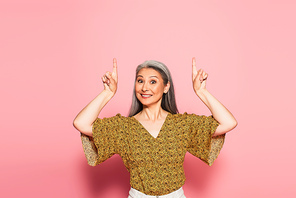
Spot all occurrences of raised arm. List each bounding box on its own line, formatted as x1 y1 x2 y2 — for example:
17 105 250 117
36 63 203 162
73 58 118 136
192 57 237 136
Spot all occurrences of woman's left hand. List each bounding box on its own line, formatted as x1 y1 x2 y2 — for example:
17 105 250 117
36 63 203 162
191 57 237 136
192 57 208 93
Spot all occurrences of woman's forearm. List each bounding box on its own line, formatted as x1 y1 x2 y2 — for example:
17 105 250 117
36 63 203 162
74 59 118 136
73 90 114 136
195 89 237 136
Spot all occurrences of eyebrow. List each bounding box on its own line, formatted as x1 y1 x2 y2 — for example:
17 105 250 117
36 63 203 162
136 75 159 79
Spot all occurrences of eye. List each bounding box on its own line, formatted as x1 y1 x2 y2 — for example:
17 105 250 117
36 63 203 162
150 80 157 84
137 79 143 83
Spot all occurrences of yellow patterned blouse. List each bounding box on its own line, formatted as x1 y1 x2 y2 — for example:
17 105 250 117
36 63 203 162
80 113 225 196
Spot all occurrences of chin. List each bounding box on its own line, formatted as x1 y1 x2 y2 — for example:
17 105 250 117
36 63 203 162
139 99 163 108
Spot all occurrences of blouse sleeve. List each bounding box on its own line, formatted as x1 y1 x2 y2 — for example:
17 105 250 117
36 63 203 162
80 114 120 166
186 113 226 166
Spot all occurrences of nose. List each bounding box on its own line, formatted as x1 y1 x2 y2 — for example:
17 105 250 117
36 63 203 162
142 82 149 92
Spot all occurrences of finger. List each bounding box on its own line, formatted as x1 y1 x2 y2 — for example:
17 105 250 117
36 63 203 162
102 76 108 88
112 58 118 80
106 72 113 82
201 70 206 80
192 57 196 67
102 75 107 83
192 57 197 79
113 58 117 68
203 73 208 81
200 73 208 84
106 71 111 77
107 72 116 85
201 71 208 80
103 74 111 85
198 69 204 82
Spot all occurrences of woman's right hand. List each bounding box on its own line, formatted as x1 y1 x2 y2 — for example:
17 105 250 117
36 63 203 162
101 58 118 95
73 58 118 136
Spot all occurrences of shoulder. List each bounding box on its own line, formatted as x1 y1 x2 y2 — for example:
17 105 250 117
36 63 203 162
169 112 212 125
170 112 200 120
167 112 193 126
115 113 135 122
99 113 128 120
94 113 134 126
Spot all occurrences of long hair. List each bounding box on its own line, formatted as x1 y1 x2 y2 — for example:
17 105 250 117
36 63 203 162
128 60 179 117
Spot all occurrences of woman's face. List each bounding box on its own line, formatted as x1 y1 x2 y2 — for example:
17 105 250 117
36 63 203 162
135 68 170 107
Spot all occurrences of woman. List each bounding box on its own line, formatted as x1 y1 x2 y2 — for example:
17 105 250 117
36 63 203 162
73 58 237 198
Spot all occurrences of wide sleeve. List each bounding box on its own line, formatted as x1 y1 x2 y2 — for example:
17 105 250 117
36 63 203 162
80 114 120 166
186 114 226 166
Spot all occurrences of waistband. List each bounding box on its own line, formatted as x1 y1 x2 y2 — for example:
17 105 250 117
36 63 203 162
128 187 185 198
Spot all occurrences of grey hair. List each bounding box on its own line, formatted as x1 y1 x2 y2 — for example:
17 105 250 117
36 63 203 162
128 60 179 117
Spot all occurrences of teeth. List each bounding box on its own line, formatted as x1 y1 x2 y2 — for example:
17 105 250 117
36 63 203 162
141 94 151 97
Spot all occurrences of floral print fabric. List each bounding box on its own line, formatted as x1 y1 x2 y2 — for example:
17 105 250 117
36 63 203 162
80 113 225 196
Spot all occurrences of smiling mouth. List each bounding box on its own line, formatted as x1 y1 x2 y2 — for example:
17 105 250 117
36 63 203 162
141 94 152 98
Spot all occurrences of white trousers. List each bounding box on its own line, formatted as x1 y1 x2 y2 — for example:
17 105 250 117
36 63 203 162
128 187 186 198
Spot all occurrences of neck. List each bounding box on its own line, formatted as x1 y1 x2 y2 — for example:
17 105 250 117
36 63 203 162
141 104 167 121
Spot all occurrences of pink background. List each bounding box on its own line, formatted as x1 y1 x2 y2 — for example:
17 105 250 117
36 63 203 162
1 0 295 197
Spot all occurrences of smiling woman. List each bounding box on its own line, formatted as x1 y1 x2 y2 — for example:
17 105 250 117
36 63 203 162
73 58 237 197
129 60 178 117
135 68 168 106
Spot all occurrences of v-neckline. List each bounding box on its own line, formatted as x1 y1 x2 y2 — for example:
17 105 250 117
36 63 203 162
132 113 170 139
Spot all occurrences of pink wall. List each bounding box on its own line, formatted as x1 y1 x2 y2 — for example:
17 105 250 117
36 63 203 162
1 0 295 197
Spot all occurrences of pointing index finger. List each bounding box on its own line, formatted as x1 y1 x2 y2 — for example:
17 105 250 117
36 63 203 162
192 57 197 78
192 57 196 67
112 58 118 74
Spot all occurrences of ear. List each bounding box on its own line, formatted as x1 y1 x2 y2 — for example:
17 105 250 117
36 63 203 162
164 81 171 94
